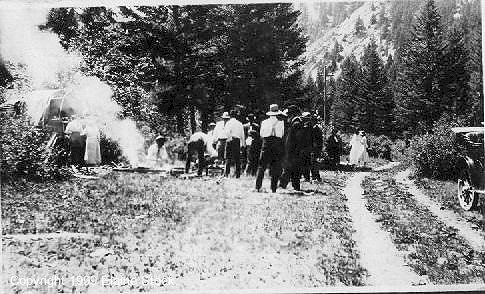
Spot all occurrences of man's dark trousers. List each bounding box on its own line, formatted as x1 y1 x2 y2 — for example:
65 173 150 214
225 138 241 178
217 139 226 161
255 136 284 192
185 139 205 176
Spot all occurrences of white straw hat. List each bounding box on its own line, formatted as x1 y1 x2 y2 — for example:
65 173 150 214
266 104 281 116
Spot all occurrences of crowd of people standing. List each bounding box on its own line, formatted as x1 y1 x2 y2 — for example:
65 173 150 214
183 103 370 193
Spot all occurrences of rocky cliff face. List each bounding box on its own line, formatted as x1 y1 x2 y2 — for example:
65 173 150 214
299 1 394 81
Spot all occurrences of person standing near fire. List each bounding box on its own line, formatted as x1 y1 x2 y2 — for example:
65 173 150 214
64 114 86 169
185 131 218 176
147 135 169 168
81 118 101 165
224 110 245 178
255 104 285 193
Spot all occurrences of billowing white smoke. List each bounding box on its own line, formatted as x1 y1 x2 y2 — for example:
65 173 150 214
0 7 145 165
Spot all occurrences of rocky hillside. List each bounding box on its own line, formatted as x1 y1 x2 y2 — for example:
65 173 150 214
299 0 475 81
300 1 394 81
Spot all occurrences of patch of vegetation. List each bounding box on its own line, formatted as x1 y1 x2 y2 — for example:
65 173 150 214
2 173 227 293
362 172 485 284
0 114 71 182
1 173 200 235
407 115 469 180
314 172 368 286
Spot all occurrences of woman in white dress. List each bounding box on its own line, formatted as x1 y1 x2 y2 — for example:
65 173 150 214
349 130 362 166
358 130 369 167
82 120 101 165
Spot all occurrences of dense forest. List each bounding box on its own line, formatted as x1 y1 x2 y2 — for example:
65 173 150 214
302 0 483 136
44 4 307 134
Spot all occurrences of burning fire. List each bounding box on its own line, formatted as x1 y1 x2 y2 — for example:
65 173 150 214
0 6 145 165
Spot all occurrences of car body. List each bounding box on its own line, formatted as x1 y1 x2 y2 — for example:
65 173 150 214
452 126 484 210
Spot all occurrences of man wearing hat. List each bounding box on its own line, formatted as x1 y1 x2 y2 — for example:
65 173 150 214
245 127 262 176
308 113 323 181
279 110 313 191
279 105 301 187
147 135 169 168
255 104 285 193
224 110 245 178
213 112 230 162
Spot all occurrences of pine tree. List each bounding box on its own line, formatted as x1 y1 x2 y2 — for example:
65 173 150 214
463 0 483 125
441 22 470 117
354 16 365 36
394 0 446 133
331 54 361 132
370 14 377 25
44 8 79 49
359 40 392 135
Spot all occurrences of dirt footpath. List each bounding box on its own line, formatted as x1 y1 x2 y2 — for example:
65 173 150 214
344 172 420 286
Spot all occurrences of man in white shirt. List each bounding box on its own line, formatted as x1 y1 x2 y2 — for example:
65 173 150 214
224 110 246 178
207 122 216 148
185 131 218 176
212 112 230 162
255 104 285 193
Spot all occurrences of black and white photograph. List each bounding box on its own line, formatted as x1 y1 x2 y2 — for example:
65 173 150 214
0 0 484 293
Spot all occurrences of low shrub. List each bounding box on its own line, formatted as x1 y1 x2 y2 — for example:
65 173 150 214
0 113 70 182
407 115 468 180
367 134 393 160
100 133 125 165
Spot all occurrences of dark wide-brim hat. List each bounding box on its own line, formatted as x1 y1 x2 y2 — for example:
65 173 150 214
155 135 166 142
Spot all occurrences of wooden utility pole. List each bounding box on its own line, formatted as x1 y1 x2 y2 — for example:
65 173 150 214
323 66 327 125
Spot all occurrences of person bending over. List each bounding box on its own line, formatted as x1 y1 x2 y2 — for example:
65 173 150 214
185 131 218 176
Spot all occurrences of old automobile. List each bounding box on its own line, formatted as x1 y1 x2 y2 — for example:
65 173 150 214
452 126 484 211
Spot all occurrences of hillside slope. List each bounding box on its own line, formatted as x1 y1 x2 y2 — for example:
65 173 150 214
302 1 394 81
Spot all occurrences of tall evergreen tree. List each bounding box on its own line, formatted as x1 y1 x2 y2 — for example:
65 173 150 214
394 0 446 133
441 22 470 116
331 54 361 132
359 40 392 135
354 16 365 36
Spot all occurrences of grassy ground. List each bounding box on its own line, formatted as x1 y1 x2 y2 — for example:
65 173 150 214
362 171 485 284
2 169 367 292
312 171 368 286
413 176 484 231
1 173 225 293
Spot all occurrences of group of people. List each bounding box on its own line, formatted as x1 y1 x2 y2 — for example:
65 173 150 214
64 115 102 169
182 103 368 193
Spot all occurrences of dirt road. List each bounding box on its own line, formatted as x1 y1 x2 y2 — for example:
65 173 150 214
3 164 485 293
344 172 420 286
395 169 485 251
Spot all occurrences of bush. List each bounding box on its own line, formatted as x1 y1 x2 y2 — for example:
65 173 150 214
0 114 71 182
407 115 468 180
367 134 393 160
100 133 125 165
